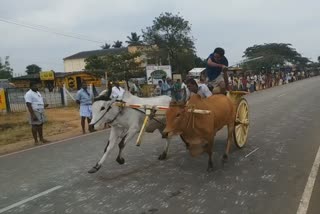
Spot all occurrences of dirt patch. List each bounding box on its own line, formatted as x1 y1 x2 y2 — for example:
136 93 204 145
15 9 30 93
0 107 102 155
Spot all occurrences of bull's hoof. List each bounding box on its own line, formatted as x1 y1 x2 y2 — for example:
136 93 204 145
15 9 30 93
207 161 214 172
116 157 125 165
88 164 101 174
158 152 167 160
185 143 190 150
222 154 229 163
207 167 214 172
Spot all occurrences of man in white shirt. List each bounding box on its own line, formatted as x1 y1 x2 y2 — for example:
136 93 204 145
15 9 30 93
254 74 258 91
181 79 190 101
186 78 212 99
110 81 125 100
24 81 49 145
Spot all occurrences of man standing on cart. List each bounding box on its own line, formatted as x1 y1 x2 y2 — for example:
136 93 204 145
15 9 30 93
206 47 229 94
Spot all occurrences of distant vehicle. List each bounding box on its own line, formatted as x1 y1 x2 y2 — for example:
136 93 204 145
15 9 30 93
187 68 206 80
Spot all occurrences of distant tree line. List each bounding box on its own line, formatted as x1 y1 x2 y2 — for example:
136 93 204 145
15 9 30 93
0 56 13 79
86 12 319 80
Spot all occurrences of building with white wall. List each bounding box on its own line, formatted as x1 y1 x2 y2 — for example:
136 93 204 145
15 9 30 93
63 48 128 73
63 45 153 73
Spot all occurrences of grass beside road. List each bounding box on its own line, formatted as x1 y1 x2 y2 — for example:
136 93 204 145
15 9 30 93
0 107 81 146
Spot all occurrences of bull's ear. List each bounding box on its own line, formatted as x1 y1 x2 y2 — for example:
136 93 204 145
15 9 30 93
94 95 110 102
194 94 201 99
170 95 176 103
169 101 178 106
93 96 100 101
177 100 186 106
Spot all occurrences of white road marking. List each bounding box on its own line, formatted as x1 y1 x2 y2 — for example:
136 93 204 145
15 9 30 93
296 145 320 214
0 186 62 213
277 93 286 97
245 148 259 158
0 129 109 158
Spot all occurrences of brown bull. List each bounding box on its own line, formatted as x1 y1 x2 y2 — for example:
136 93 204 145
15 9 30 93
163 94 236 171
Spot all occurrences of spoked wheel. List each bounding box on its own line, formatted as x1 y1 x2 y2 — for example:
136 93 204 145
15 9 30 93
234 98 249 148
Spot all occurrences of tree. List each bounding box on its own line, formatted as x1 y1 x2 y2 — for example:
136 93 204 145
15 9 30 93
318 56 320 63
85 52 143 81
84 56 107 77
175 52 199 75
0 56 13 79
142 12 195 75
101 43 111 49
144 46 197 75
126 32 143 46
242 43 311 72
26 64 41 75
194 56 207 67
144 46 170 65
112 40 123 48
104 52 143 81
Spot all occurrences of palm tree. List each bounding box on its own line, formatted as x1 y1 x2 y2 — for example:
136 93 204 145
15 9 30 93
126 32 143 46
112 40 123 48
101 43 111 49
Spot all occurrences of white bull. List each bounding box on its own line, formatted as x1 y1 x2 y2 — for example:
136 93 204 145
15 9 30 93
88 91 172 173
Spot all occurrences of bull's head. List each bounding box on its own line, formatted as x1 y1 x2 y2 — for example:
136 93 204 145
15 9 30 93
163 101 188 137
90 91 118 127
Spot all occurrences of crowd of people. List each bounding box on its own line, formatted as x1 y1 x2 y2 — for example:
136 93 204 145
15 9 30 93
149 69 314 100
228 70 313 92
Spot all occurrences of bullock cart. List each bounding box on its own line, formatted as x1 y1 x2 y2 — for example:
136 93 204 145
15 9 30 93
112 90 249 149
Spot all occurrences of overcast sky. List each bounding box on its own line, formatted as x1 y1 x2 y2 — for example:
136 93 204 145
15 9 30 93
0 0 319 75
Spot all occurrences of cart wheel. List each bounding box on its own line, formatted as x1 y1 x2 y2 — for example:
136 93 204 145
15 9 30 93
234 98 249 148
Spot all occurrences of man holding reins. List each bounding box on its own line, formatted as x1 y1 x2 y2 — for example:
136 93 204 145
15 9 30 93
206 47 229 94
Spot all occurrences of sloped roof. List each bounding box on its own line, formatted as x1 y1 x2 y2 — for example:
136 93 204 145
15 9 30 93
11 71 98 81
63 48 128 60
54 71 98 78
11 73 40 80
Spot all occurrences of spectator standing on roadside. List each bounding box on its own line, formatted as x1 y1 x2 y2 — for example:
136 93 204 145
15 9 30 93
24 81 49 145
76 81 95 134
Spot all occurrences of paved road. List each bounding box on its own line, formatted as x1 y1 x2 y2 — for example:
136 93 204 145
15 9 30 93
1 77 320 214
